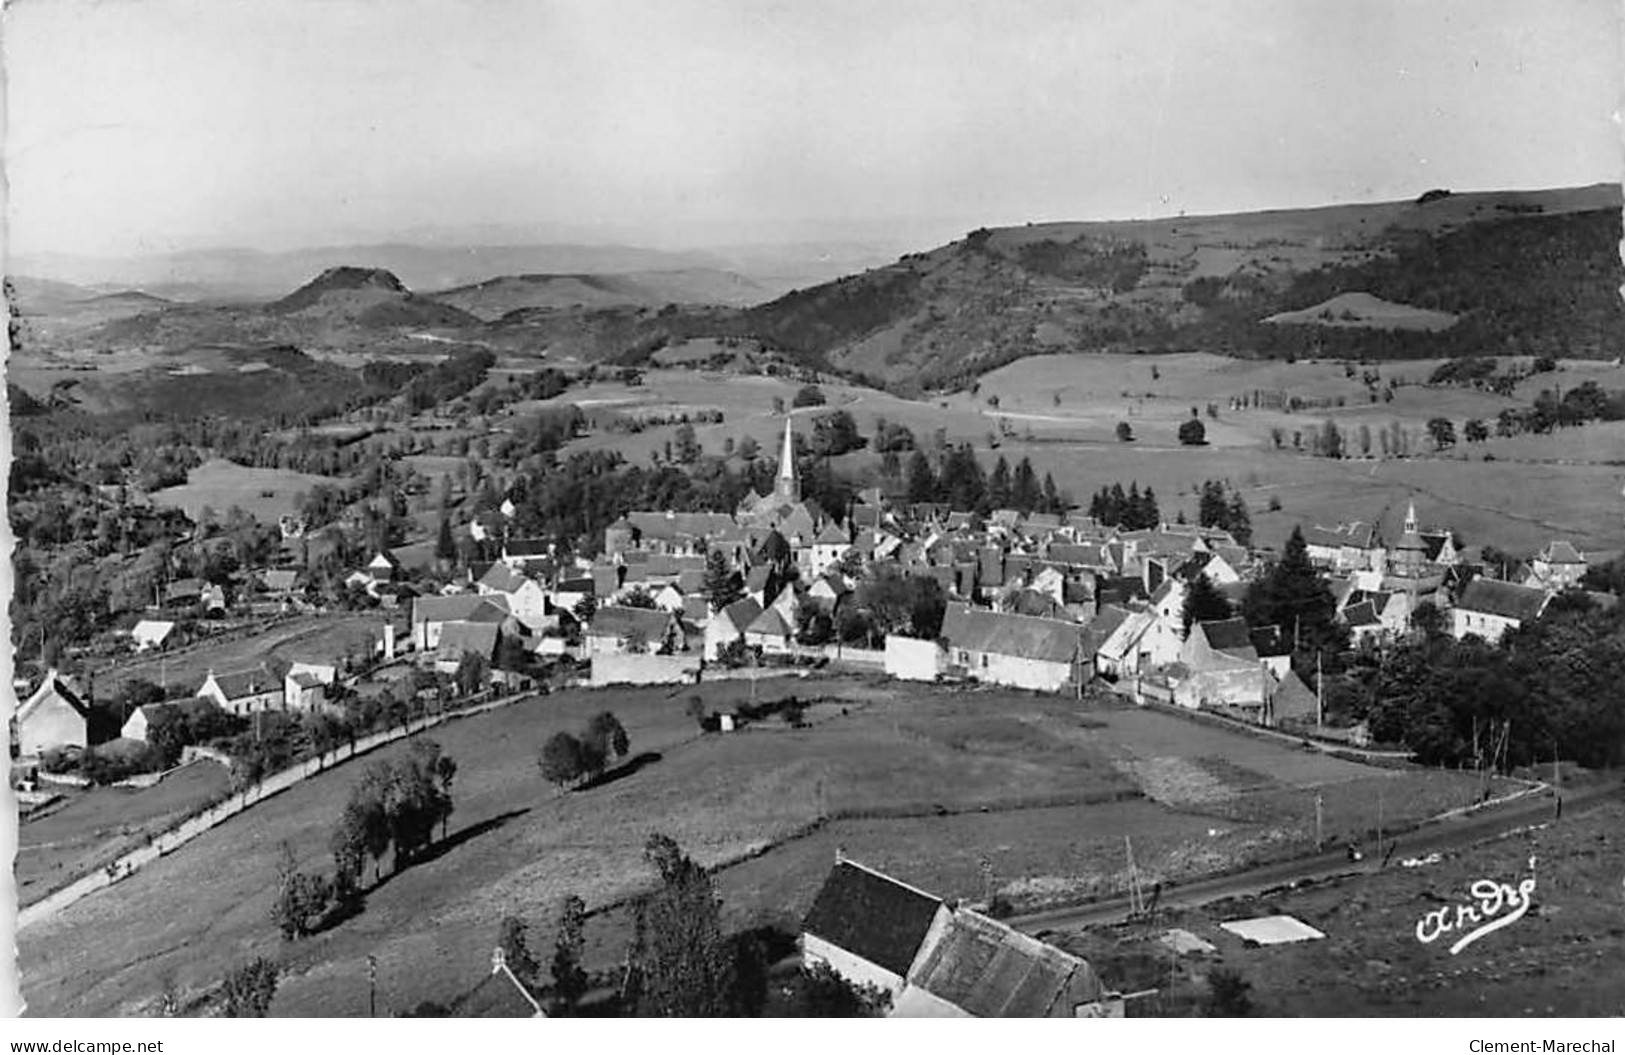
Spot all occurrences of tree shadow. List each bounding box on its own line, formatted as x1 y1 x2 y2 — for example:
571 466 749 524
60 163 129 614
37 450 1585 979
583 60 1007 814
576 752 663 792
412 807 532 868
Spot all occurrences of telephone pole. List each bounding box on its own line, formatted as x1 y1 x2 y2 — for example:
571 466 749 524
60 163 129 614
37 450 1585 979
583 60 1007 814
1315 792 1324 852
366 955 377 1018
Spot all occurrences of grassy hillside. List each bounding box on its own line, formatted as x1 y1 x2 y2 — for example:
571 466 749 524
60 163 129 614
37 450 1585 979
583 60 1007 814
674 184 1623 391
429 269 769 319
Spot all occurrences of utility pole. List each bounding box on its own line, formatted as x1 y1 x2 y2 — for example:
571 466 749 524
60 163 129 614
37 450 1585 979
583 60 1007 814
1315 651 1324 729
366 954 377 1018
1315 792 1324 853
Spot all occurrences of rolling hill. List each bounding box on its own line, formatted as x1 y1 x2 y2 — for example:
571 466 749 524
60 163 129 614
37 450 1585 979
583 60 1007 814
428 268 769 319
681 183 1624 391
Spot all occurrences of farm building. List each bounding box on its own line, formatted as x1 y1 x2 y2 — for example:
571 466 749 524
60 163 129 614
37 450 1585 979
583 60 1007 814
743 605 795 654
14 670 94 757
128 619 176 652
121 702 179 743
1451 579 1552 644
584 606 685 655
475 562 549 630
411 593 511 651
435 622 502 674
939 603 1088 693
283 671 328 710
884 636 948 681
704 597 762 660
801 858 1107 1017
198 669 285 715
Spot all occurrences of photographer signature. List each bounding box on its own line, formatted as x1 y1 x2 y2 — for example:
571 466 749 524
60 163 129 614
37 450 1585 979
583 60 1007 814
1414 857 1538 956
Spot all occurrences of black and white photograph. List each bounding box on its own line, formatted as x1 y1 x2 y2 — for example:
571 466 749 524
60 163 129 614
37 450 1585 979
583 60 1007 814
4 0 1624 1031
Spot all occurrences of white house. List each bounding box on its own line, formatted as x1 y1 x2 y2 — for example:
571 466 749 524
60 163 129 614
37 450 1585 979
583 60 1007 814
940 603 1086 693
704 597 762 660
806 521 853 578
1451 579 1551 645
129 619 176 652
198 669 284 716
1527 540 1588 590
121 702 177 743
284 671 328 711
884 636 947 681
14 671 92 757
475 562 550 631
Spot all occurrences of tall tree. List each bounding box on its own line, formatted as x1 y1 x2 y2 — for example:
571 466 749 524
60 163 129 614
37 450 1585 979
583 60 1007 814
904 450 938 504
627 834 738 1017
550 895 589 1015
1181 572 1234 638
988 456 1012 510
1241 526 1345 674
703 550 743 612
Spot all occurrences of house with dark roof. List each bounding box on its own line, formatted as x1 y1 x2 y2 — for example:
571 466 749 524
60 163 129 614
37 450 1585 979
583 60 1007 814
802 859 949 995
411 594 511 650
14 671 95 756
1527 540 1588 590
704 596 762 660
802 858 1107 1017
1452 579 1552 644
198 668 285 716
744 604 795 654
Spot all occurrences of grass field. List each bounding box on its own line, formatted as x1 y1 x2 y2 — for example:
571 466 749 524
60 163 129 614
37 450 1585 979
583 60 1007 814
528 355 1622 555
150 459 349 522
18 677 1496 1017
17 763 234 908
1056 800 1625 1016
86 614 387 702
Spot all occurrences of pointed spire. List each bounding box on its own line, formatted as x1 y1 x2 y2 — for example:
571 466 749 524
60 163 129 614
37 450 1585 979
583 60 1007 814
775 416 800 501
1403 499 1418 535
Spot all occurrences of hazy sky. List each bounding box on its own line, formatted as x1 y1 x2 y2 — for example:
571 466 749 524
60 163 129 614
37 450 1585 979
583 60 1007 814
4 0 1621 257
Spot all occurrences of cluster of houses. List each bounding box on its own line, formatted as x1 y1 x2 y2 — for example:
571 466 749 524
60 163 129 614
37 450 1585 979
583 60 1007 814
374 420 1603 731
20 418 1604 765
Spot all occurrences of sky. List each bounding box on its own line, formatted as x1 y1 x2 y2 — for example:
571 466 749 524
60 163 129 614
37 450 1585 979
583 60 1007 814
3 0 1621 258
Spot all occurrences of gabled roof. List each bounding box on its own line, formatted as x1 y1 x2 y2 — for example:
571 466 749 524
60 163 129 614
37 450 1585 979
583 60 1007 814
1456 579 1551 622
814 521 850 546
18 671 91 726
1197 617 1255 654
588 605 677 641
503 538 551 557
478 562 530 593
1343 600 1381 628
941 603 1083 664
437 621 501 660
744 565 773 592
905 906 1101 1017
746 605 792 638
1537 540 1586 565
719 596 763 632
802 861 943 977
413 593 511 624
210 668 279 701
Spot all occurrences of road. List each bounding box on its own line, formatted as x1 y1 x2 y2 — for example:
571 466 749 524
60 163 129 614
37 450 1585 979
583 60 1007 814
1011 777 1624 935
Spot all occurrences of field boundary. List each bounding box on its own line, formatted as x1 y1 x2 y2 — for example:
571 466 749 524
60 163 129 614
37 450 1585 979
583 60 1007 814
16 687 535 931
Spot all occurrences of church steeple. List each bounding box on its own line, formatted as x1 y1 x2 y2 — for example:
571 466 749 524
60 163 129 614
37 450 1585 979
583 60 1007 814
1403 500 1418 536
775 416 800 501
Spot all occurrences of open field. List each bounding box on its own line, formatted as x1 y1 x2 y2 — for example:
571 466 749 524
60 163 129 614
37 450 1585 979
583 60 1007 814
150 459 349 522
85 614 387 702
17 762 234 909
1054 799 1625 1016
526 354 1624 554
19 677 1496 1017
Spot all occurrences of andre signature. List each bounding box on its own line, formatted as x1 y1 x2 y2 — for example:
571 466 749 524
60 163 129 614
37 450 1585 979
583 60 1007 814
1414 858 1537 956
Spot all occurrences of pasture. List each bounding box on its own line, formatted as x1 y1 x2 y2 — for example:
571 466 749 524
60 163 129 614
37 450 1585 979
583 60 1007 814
18 677 1494 1017
85 614 386 702
525 354 1625 554
150 459 349 523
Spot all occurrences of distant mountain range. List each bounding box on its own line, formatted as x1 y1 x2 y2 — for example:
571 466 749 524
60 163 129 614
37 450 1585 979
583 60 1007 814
11 183 1623 402
6 238 896 304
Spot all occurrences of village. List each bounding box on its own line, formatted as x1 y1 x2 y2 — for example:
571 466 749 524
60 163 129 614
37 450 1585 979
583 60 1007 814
13 408 1620 1018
